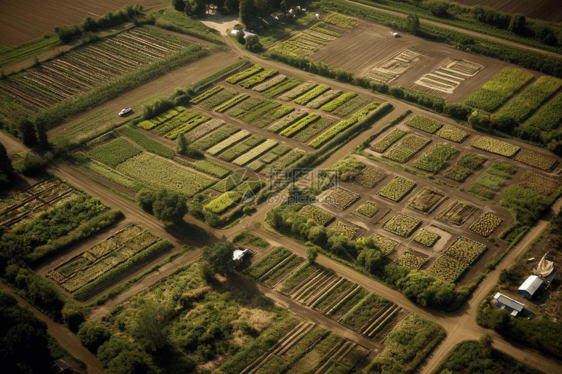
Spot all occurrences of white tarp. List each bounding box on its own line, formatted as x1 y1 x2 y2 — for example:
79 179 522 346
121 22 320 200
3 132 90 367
230 30 256 39
533 252 554 277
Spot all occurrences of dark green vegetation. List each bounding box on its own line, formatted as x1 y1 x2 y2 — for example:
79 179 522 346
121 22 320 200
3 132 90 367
0 290 80 372
266 204 481 311
434 339 543 374
364 314 445 374
233 230 270 248
477 210 562 360
137 189 188 225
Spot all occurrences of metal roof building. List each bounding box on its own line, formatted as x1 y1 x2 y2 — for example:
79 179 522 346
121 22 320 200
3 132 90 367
518 275 544 299
494 292 525 316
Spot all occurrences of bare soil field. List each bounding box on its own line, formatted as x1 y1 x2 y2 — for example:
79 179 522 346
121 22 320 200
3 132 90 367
449 0 562 23
309 18 530 102
0 0 162 46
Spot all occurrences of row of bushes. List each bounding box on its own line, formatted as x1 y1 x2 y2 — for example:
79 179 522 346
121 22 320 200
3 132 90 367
55 5 145 42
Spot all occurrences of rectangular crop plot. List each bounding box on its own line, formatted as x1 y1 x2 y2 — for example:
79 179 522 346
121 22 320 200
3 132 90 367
406 115 443 134
356 202 379 217
371 129 406 153
444 165 472 182
470 212 502 236
435 124 469 143
408 187 447 214
329 222 357 240
116 153 216 197
384 134 430 163
413 144 459 173
261 255 305 288
458 153 486 170
425 255 468 283
518 171 560 196
383 214 421 238
470 136 520 158
444 236 487 265
325 187 360 210
88 138 142 167
369 233 399 255
378 176 416 202
463 67 534 112
326 287 369 320
204 192 241 214
299 205 335 226
437 200 477 225
413 229 440 247
514 149 558 171
396 253 427 270
313 279 356 313
244 247 292 280
341 293 390 331
355 166 387 188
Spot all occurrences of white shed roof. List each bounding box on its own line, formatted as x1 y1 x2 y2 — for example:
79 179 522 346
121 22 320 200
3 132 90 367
494 292 524 312
519 275 543 295
233 249 249 261
230 30 256 39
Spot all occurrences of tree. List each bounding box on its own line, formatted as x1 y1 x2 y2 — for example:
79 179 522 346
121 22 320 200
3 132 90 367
18 119 37 147
35 120 49 150
152 189 188 224
78 321 112 353
132 302 172 354
306 247 318 264
245 35 263 52
239 0 257 27
200 263 216 283
357 247 383 273
405 14 420 35
80 17 98 32
172 0 185 12
479 333 493 352
509 14 526 34
62 302 86 332
176 132 188 155
0 141 15 179
489 309 512 331
136 189 154 211
236 30 246 45
426 1 449 17
202 241 235 276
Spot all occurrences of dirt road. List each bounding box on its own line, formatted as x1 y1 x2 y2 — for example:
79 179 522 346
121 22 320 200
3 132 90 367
0 131 29 157
344 0 562 59
0 282 105 374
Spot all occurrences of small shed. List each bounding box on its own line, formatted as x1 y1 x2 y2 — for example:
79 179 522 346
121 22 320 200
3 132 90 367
230 30 256 39
494 292 525 316
393 33 400 38
233 249 250 267
518 275 544 299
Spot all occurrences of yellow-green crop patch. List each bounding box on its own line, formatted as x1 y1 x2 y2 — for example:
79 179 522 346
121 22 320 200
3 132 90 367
413 229 440 247
369 233 398 255
396 253 427 270
470 136 520 158
425 255 467 283
356 202 379 217
384 213 421 237
444 236 487 265
116 153 216 197
378 176 416 202
299 205 335 226
205 192 242 214
469 212 502 236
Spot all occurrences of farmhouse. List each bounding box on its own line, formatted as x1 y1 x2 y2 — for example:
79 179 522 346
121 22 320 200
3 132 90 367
518 275 544 300
494 292 525 316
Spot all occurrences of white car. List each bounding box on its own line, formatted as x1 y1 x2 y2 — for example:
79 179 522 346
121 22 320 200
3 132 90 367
119 107 132 116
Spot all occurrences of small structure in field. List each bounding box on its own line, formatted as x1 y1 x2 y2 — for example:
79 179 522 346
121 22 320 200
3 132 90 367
393 33 400 38
233 248 250 267
518 275 544 300
494 292 525 316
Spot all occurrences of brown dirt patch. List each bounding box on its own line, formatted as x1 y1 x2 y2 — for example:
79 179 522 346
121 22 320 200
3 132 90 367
449 0 562 23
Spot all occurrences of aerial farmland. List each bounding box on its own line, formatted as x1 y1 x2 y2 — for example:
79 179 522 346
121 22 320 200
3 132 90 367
1 1 562 374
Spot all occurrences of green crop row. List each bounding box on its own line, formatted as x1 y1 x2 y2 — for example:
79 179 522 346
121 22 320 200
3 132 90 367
175 159 231 179
239 68 278 88
226 64 263 84
294 84 331 105
321 92 358 112
73 153 144 192
267 110 308 133
219 134 264 162
239 101 281 124
214 94 250 113
413 144 460 173
137 106 184 130
280 114 320 137
233 139 278 166
191 85 223 104
371 129 406 153
119 127 175 159
88 138 142 168
154 110 201 135
261 78 305 99
463 67 534 112
165 115 210 140
199 88 238 110
497 76 562 123
207 130 251 155
523 93 562 131
205 192 241 214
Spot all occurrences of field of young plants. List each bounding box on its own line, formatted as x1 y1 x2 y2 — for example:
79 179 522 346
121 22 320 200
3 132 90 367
0 28 192 113
299 205 335 226
378 176 416 202
47 225 171 299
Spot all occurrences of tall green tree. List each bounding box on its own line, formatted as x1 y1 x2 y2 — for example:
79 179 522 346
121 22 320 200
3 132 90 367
172 0 185 12
202 241 235 276
35 120 49 150
239 0 257 26
406 14 420 35
0 141 15 179
153 189 188 224
176 132 188 155
78 321 112 353
18 119 37 147
509 14 526 34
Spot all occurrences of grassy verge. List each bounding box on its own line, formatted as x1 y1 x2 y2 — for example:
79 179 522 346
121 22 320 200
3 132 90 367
0 34 61 68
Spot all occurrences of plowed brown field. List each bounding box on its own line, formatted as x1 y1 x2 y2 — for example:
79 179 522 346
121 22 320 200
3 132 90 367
449 0 562 23
0 0 162 46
